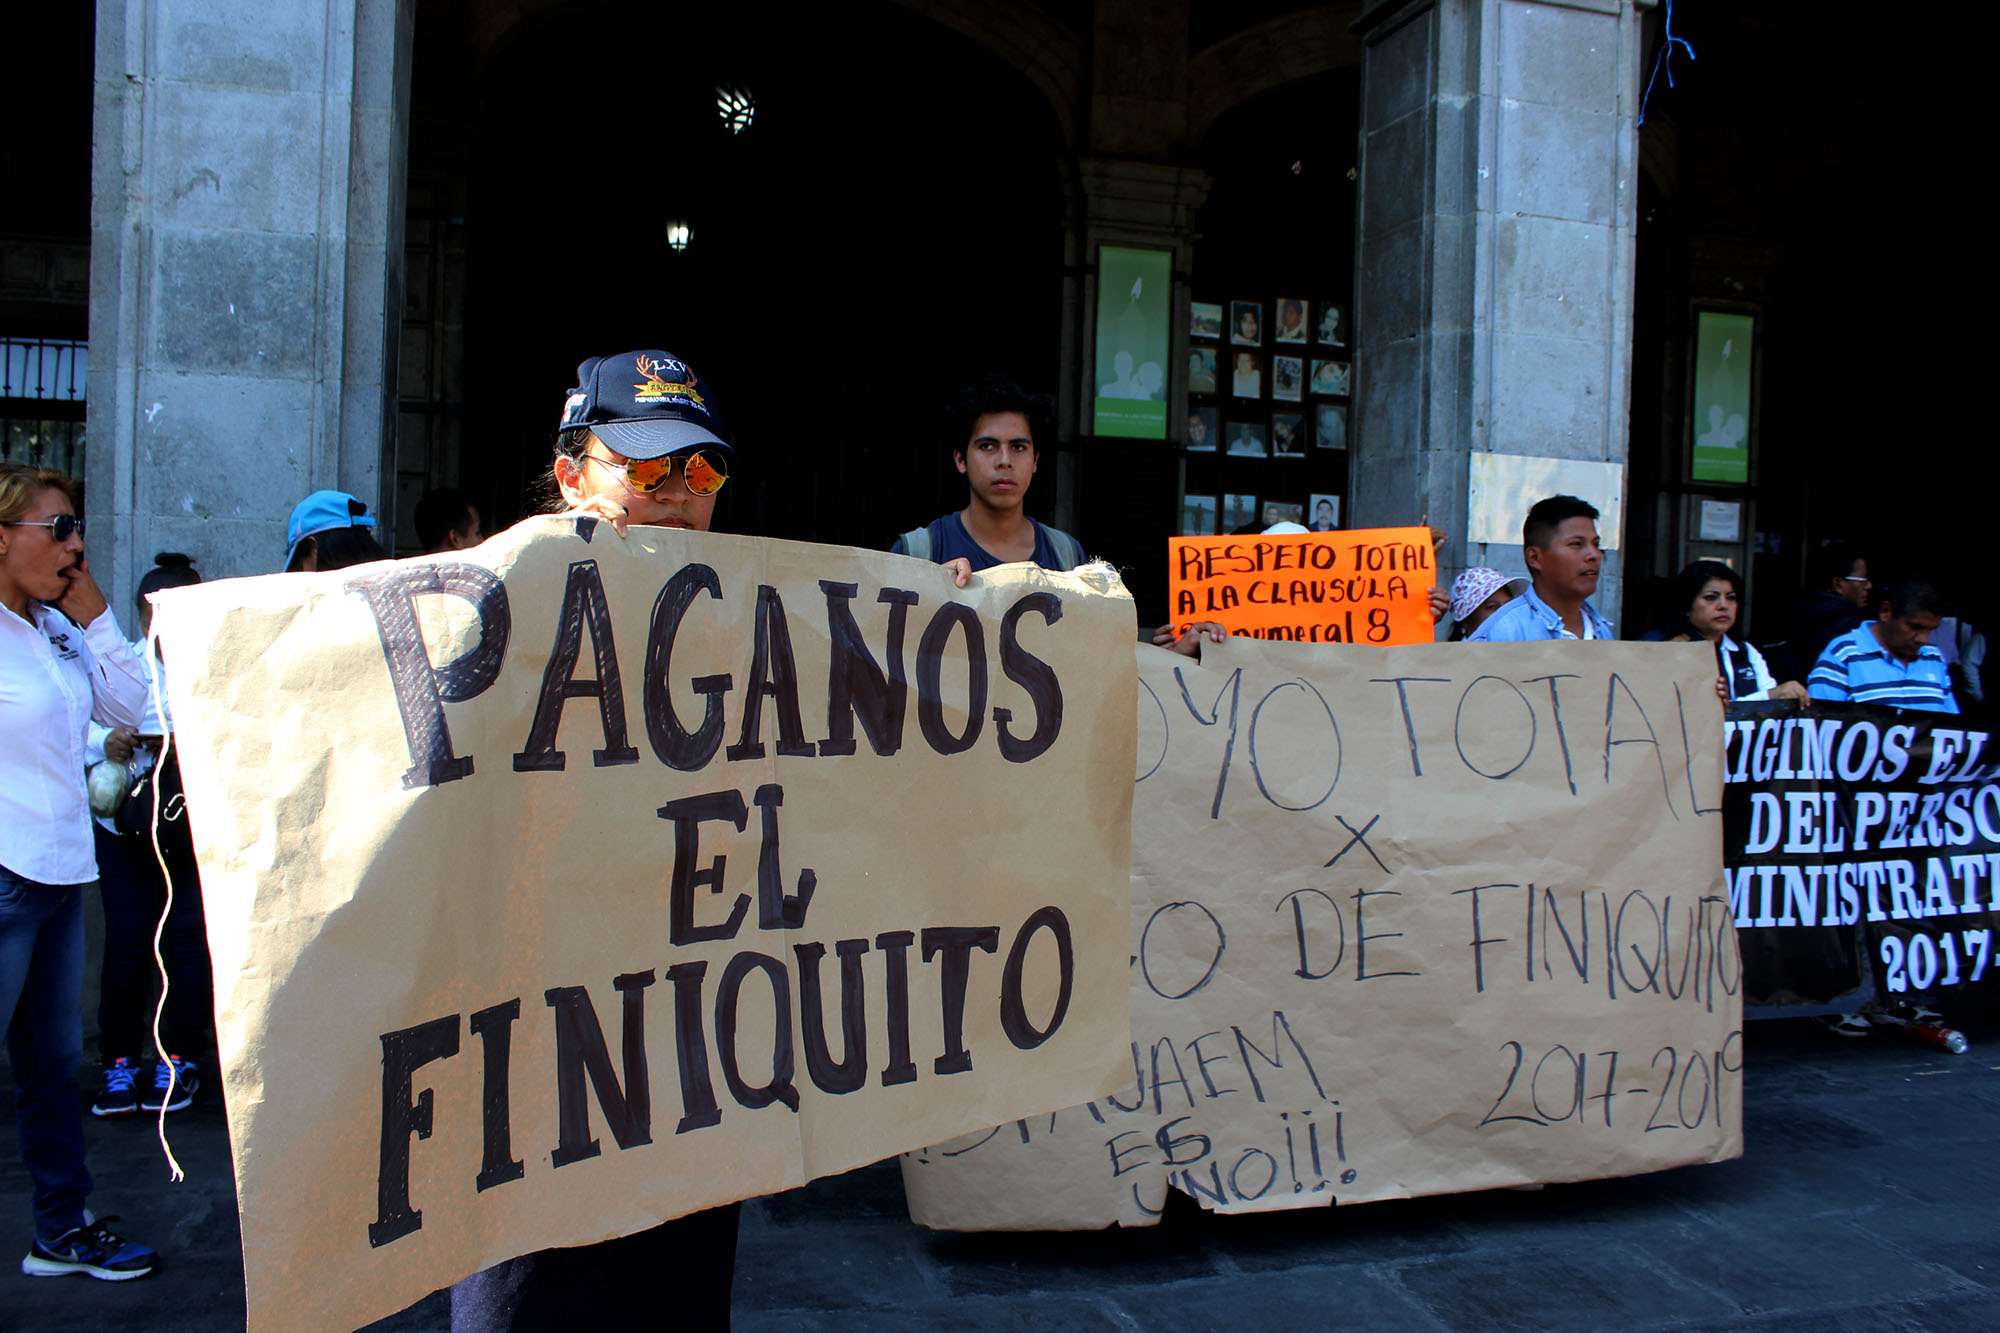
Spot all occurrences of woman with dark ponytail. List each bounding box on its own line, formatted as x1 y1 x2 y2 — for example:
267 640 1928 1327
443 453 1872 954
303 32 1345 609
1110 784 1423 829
84 552 215 1122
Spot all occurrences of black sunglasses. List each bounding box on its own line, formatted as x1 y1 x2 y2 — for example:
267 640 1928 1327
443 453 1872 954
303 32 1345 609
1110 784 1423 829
6 515 85 541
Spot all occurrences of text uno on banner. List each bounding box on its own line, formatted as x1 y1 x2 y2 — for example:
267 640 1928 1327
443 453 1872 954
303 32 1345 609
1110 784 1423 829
901 641 1742 1230
1166 526 1437 645
1722 701 2000 1008
149 519 1139 1333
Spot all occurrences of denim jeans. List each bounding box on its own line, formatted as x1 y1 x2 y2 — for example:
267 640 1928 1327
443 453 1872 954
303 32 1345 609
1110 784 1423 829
0 862 93 1241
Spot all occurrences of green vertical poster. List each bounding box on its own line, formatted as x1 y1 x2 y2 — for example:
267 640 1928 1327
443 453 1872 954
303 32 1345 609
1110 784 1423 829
1691 311 1754 484
1092 246 1171 438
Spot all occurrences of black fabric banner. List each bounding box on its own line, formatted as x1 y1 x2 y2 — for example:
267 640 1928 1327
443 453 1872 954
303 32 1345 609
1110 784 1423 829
1723 702 2000 1008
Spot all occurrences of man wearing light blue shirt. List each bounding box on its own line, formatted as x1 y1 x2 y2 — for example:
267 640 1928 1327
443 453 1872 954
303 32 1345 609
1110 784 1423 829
1468 494 1615 643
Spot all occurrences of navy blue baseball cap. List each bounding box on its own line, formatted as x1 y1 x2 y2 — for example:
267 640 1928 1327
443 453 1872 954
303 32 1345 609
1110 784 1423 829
556 350 734 464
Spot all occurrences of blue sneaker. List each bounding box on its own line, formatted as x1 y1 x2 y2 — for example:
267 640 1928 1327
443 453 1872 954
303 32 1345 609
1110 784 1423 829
140 1055 198 1113
91 1057 141 1118
21 1217 156 1281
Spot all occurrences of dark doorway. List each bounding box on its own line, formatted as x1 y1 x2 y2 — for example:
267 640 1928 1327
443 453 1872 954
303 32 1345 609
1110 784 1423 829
1623 1 1995 643
416 1 1068 551
1188 67 1360 541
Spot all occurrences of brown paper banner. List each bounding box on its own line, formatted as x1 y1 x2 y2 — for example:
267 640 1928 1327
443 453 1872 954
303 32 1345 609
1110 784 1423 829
150 518 1138 1331
903 639 1742 1229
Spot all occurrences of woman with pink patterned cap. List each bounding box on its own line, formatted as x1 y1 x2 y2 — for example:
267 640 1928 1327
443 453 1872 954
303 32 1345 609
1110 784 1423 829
1447 567 1528 641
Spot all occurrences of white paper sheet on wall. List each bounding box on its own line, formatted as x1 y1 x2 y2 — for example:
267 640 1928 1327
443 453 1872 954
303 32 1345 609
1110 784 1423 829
1698 499 1742 543
1466 454 1624 551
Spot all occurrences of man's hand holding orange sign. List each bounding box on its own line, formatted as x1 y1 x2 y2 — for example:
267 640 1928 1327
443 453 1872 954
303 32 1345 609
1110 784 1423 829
1167 525 1438 646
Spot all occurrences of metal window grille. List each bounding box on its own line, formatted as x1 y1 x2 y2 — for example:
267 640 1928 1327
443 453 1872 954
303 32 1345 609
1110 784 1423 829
0 337 87 479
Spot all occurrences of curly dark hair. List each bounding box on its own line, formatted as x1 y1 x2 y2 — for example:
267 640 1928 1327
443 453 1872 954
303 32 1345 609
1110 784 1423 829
945 375 1054 462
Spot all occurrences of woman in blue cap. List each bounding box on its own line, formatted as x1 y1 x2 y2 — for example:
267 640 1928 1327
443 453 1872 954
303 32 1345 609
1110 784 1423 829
283 490 389 572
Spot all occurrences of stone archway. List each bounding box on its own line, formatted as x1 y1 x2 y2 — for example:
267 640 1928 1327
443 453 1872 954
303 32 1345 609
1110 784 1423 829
1188 4 1364 147
405 1 1073 551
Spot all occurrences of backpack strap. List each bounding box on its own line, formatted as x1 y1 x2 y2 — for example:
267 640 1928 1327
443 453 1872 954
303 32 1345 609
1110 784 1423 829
899 525 932 562
1044 524 1085 571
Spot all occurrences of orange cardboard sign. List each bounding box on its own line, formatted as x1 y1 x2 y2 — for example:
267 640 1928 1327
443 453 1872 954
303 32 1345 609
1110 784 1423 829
1168 526 1437 645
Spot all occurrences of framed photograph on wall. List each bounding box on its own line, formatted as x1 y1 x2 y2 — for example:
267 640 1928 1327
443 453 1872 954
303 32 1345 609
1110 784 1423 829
1181 493 1218 535
1227 420 1268 458
1315 402 1348 451
1311 358 1351 396
1263 500 1304 527
1230 301 1263 346
1308 493 1340 531
1185 405 1218 452
1190 301 1223 340
1188 347 1218 395
1273 298 1309 344
1273 355 1304 402
1230 350 1262 398
1222 493 1259 532
1271 412 1305 457
1316 302 1347 346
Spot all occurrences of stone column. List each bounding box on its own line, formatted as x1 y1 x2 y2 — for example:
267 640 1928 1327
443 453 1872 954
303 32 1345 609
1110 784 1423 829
88 0 412 606
1350 0 1644 626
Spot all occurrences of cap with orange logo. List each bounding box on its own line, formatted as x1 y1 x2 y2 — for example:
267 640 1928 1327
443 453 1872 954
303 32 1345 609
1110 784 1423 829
556 350 735 466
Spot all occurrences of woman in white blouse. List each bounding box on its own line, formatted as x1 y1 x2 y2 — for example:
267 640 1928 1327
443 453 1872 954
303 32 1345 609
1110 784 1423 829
1664 559 1809 703
0 462 158 1280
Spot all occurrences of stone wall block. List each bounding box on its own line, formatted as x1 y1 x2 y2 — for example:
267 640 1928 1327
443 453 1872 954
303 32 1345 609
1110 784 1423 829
1490 330 1610 457
1496 100 1616 224
136 371 315 545
1431 208 1476 337
344 105 400 248
1356 336 1423 461
1362 219 1429 344
1494 214 1612 342
1431 86 1482 219
162 9 324 92
1423 432 1468 532
150 83 325 234
1498 0 1617 113
152 230 320 375
145 515 291 585
1363 8 1432 129
1361 111 1429 238
352 0 407 111
1348 445 1418 530
1433 322 1481 451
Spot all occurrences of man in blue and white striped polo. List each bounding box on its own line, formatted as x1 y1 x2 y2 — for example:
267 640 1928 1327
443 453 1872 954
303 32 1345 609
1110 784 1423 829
1807 575 1957 713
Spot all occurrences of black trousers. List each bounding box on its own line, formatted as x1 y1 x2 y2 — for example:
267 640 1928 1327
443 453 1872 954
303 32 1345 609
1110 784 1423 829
450 1203 741 1332
91 824 213 1062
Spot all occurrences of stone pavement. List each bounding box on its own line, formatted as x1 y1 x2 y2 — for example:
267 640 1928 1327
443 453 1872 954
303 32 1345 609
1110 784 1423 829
3 1009 1996 1332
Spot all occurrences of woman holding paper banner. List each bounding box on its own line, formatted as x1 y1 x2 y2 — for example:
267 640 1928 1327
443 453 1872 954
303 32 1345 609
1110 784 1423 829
1659 559 1808 703
448 353 740 1330
0 462 159 1281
